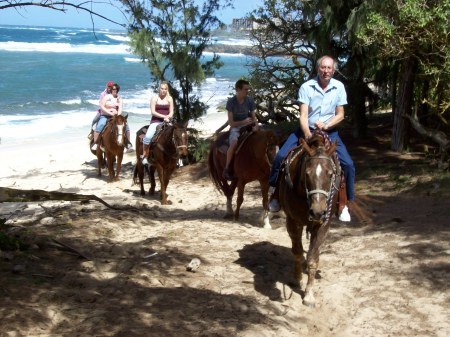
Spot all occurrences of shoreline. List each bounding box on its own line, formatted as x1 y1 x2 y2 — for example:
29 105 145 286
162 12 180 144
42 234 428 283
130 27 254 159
0 111 226 184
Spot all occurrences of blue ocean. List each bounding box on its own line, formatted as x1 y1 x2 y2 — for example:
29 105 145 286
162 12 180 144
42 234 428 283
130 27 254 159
0 25 255 145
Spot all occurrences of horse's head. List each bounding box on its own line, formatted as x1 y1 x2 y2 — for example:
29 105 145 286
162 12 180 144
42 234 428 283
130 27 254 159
112 114 127 146
265 130 279 163
173 121 189 158
300 134 338 222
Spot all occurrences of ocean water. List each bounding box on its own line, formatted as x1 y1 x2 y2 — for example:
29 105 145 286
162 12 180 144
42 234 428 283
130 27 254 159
0 25 255 145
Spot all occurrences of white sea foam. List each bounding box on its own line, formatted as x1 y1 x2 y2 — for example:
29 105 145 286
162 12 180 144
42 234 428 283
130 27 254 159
124 57 141 62
106 34 130 42
0 41 130 54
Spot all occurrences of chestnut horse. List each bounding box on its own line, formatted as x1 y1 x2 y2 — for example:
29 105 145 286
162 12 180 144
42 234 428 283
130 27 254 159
208 129 278 228
134 121 188 205
277 130 341 307
91 115 128 182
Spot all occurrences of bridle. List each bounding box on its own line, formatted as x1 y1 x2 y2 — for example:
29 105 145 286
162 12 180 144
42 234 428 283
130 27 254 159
155 122 188 159
303 153 338 200
109 115 126 146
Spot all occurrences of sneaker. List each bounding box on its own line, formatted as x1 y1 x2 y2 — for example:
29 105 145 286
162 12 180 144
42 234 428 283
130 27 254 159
339 205 351 222
91 143 98 151
222 168 233 181
142 157 149 166
269 198 281 212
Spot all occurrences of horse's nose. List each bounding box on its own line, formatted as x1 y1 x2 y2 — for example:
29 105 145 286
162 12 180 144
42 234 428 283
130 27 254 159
309 207 326 220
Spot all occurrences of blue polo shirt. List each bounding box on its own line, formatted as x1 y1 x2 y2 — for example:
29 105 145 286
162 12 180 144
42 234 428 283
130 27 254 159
298 77 347 129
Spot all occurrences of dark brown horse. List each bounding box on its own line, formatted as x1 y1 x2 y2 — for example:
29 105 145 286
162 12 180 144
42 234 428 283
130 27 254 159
134 121 189 205
208 129 278 228
90 115 128 182
277 130 341 307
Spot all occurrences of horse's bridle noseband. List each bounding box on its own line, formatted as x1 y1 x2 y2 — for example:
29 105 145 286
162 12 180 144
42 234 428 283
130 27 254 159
304 154 338 199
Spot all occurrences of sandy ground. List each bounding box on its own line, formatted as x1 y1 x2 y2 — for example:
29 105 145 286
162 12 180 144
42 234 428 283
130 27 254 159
0 124 449 337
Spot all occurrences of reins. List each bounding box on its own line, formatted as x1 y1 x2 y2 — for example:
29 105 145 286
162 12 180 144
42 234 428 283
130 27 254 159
154 122 187 160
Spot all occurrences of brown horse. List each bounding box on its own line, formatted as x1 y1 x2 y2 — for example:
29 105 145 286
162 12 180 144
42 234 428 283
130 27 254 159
208 129 278 228
134 121 189 205
277 130 341 307
91 115 128 182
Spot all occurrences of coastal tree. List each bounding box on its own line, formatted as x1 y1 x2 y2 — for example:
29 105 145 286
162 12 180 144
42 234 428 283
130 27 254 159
356 0 450 157
120 0 231 122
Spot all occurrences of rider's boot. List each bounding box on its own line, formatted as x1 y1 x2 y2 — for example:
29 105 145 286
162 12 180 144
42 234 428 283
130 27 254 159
91 132 100 151
142 144 150 165
268 186 280 212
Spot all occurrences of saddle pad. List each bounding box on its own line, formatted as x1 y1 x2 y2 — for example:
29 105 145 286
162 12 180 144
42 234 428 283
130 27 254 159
136 125 149 137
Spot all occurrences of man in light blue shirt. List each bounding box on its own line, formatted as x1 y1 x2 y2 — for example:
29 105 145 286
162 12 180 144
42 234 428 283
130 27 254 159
268 55 355 221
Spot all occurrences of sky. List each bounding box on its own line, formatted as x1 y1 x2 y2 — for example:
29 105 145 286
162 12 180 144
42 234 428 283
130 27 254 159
0 0 263 30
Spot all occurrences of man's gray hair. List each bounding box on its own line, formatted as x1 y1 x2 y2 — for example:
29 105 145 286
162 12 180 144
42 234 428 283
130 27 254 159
316 55 337 71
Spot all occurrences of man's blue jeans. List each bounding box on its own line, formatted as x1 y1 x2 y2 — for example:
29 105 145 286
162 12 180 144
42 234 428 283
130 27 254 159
268 128 355 201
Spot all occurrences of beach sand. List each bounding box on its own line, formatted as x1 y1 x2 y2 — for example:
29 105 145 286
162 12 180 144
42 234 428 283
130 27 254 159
0 120 449 337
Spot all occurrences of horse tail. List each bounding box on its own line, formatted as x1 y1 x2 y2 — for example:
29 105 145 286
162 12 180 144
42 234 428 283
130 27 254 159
208 140 234 198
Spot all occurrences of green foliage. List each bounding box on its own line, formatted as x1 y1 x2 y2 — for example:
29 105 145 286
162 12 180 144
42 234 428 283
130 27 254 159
122 0 230 122
187 128 211 163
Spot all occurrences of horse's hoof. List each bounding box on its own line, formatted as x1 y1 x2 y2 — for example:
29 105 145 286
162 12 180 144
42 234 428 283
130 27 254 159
303 292 316 308
302 299 316 308
223 213 233 220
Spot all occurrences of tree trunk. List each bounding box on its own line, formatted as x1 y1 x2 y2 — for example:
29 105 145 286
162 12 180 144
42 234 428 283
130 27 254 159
391 56 418 151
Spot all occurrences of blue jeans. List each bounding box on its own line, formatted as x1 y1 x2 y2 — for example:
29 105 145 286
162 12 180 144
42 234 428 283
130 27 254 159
268 128 355 201
95 115 130 133
143 122 162 145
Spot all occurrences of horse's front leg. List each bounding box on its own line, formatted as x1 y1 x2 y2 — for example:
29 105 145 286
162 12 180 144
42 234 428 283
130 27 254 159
286 217 304 287
106 152 115 182
234 181 245 221
224 180 237 219
259 179 271 229
149 165 156 195
156 164 167 205
303 223 330 308
96 150 103 177
115 152 123 181
135 161 145 196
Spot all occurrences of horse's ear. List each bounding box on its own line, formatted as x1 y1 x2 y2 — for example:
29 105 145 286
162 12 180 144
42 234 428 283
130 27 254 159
301 138 313 155
327 140 337 155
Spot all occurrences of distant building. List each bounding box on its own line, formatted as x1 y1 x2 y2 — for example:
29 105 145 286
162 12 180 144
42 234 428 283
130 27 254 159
231 18 255 31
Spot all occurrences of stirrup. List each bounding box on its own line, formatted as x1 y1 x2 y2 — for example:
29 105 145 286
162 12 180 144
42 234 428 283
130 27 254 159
222 168 233 181
269 198 280 213
339 206 351 222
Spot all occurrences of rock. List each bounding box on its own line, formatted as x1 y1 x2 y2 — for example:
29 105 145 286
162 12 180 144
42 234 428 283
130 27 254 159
186 258 201 272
